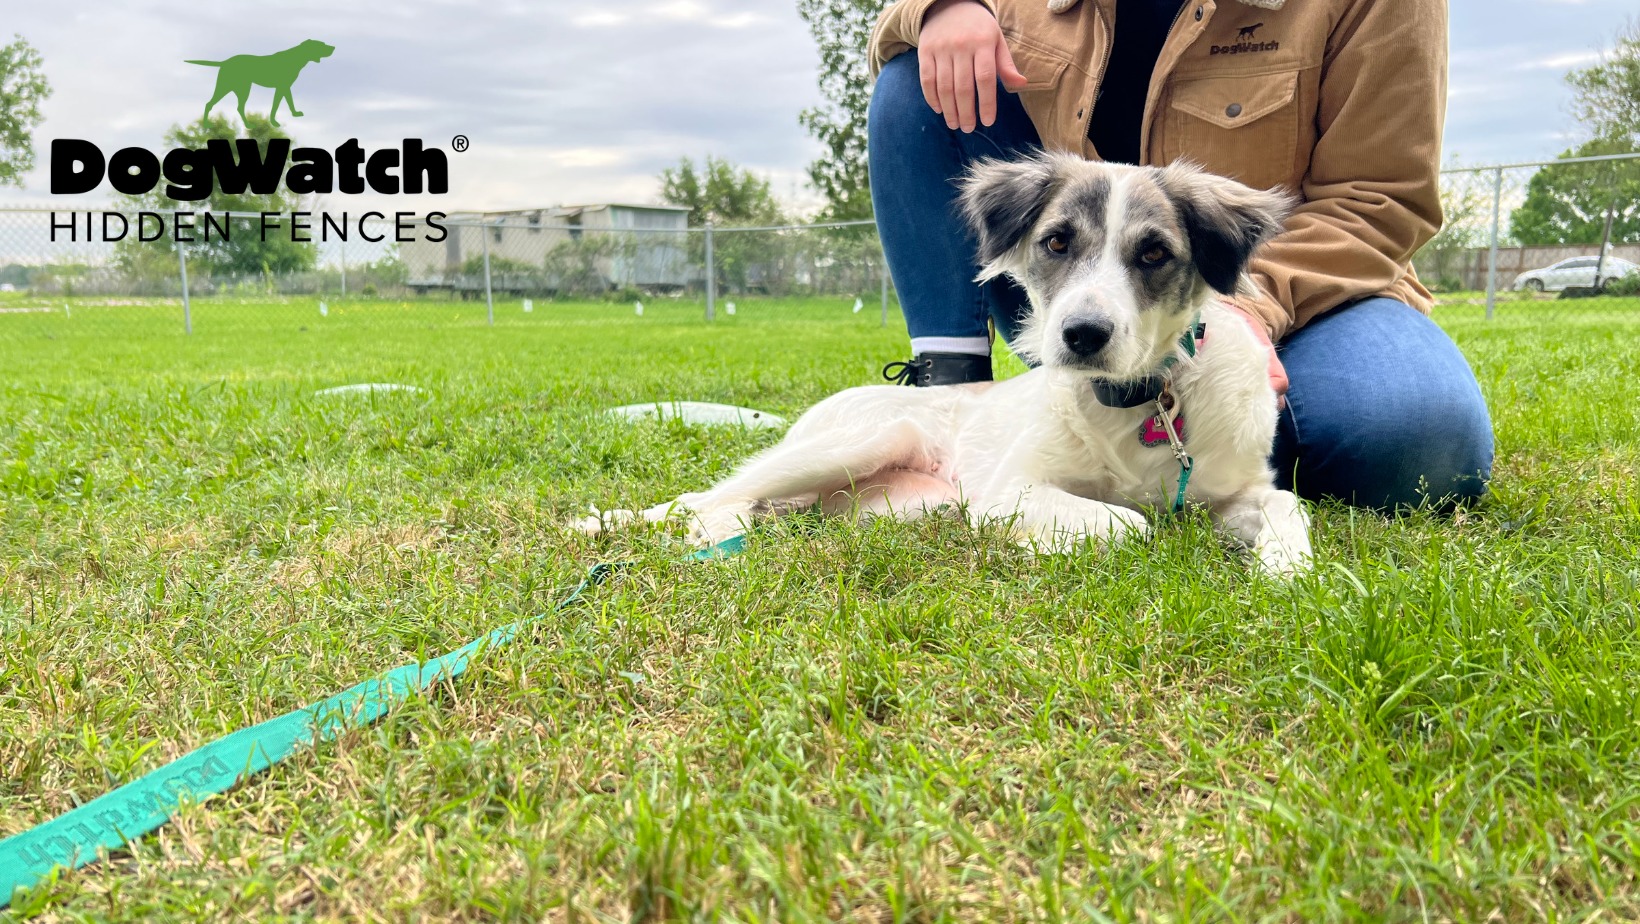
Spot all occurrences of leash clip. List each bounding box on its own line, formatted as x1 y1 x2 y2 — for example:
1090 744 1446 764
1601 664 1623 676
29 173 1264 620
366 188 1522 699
1154 386 1194 512
1153 390 1189 466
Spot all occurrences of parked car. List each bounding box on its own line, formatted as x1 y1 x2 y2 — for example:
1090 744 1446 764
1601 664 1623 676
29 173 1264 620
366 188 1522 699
1512 256 1640 293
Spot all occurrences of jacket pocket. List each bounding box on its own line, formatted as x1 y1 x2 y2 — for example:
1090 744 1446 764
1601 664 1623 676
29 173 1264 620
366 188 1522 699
1000 35 1075 148
1005 36 1071 91
1164 69 1299 192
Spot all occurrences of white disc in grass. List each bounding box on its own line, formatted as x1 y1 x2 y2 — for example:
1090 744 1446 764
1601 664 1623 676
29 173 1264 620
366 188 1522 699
314 383 426 397
319 300 329 317
726 301 736 315
523 298 534 313
607 401 786 429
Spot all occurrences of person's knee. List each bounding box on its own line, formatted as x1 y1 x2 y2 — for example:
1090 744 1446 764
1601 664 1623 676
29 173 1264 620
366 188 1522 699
1276 298 1495 512
868 52 937 140
1368 395 1492 510
1293 390 1493 512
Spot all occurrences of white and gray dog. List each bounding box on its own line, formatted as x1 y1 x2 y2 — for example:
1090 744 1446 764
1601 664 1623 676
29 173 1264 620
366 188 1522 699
581 153 1313 577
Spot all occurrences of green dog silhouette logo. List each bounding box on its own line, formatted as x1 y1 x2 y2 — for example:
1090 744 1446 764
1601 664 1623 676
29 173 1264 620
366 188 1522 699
187 39 336 126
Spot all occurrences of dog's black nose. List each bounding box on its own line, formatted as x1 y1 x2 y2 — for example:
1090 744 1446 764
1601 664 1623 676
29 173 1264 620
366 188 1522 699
1061 318 1113 358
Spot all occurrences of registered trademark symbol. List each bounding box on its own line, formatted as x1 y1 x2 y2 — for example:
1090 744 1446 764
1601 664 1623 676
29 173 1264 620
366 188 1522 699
452 135 469 153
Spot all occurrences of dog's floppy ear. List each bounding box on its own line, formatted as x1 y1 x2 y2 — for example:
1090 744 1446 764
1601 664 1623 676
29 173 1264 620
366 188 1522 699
959 153 1063 278
1160 163 1294 295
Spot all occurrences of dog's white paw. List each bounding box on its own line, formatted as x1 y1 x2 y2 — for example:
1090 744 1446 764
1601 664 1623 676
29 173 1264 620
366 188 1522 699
1017 503 1152 555
681 506 753 549
1103 504 1153 542
1218 489 1313 580
1253 539 1313 580
570 505 639 536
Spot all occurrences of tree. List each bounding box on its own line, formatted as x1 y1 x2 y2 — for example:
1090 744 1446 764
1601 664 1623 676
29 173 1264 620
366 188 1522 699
0 34 51 187
115 113 317 281
1509 138 1640 246
658 155 785 227
1568 19 1640 148
1509 26 1640 247
797 0 889 220
659 156 792 294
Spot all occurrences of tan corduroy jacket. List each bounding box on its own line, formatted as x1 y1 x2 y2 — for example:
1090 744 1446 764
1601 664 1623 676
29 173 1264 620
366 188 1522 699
869 0 1446 340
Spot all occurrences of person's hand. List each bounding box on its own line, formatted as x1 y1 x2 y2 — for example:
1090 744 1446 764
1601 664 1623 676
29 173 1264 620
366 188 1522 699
917 0 1029 132
1219 302 1290 409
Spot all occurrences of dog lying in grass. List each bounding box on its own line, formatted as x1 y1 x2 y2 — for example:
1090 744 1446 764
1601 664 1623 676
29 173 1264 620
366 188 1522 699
582 154 1313 577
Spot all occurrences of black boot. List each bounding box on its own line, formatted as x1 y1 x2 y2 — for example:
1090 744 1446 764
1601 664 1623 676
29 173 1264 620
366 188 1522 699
882 352 994 387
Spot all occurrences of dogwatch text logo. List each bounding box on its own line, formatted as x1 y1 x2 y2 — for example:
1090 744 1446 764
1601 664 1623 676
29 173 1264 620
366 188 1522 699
47 39 459 244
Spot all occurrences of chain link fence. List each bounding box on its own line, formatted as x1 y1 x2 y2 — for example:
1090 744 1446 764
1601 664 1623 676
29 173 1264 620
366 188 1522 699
0 209 897 337
1419 152 1640 321
3 151 1636 339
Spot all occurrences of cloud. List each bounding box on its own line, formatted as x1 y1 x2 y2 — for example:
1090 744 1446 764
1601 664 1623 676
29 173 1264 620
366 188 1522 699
353 94 440 114
1515 49 1605 71
572 11 630 28
644 1 767 28
649 0 710 19
711 12 769 29
2 0 1635 213
543 147 632 169
0 0 824 213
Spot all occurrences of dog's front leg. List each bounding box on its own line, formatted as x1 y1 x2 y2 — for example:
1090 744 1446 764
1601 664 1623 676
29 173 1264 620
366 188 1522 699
973 484 1150 554
1211 487 1313 578
576 416 921 546
575 491 733 543
272 87 301 120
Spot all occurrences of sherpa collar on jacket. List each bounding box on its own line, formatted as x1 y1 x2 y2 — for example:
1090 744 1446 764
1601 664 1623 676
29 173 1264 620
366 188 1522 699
1046 0 1286 11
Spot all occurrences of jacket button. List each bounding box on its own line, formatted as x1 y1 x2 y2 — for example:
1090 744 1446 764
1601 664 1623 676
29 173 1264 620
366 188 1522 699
1194 6 1203 20
1225 102 1243 118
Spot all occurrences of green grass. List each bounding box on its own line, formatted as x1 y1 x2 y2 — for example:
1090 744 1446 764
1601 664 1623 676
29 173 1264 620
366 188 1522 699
2 293 1638 921
1430 286 1640 317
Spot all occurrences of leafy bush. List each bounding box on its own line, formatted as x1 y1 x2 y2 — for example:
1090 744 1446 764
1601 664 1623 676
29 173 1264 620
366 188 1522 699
460 255 535 276
1604 272 1640 297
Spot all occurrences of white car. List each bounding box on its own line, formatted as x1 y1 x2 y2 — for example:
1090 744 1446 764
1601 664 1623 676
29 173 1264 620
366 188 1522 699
1512 256 1639 293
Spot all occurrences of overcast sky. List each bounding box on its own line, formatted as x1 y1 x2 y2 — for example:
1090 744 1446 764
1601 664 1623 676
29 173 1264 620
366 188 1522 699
2 0 1635 214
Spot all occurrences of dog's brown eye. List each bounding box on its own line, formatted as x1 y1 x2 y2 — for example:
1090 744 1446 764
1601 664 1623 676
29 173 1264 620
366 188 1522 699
1044 235 1070 255
1140 245 1171 266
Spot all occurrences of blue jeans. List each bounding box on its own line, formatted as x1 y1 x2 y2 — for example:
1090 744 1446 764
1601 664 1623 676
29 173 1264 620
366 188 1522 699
868 51 1493 510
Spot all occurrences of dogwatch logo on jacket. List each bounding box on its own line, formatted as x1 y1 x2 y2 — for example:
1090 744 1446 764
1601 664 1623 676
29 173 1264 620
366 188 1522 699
47 39 459 244
1211 22 1280 55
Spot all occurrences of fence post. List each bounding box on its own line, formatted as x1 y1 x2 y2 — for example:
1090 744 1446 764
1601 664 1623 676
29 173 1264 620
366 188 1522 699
178 246 192 335
1595 197 1618 287
880 257 889 328
339 237 347 299
482 220 495 326
1484 166 1502 321
704 220 716 322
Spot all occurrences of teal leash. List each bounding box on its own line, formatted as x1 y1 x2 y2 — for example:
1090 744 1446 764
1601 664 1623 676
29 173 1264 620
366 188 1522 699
1152 384 1194 514
1172 455 1194 514
0 533 747 909
1167 319 1199 513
